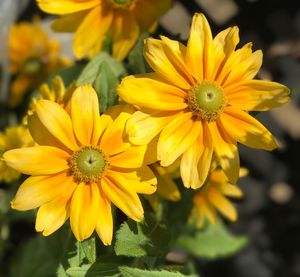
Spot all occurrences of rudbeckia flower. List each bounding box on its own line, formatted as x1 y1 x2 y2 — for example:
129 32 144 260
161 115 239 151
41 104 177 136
4 85 157 244
190 167 246 229
9 20 70 107
118 13 290 189
0 126 33 183
36 0 172 60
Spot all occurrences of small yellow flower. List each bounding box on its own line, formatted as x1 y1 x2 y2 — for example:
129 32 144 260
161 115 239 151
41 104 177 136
36 0 172 60
4 85 157 243
0 126 33 183
9 19 70 106
190 167 246 229
119 13 290 189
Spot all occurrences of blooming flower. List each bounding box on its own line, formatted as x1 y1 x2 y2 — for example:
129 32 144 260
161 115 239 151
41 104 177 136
36 0 172 60
8 19 70 106
0 126 33 183
4 85 157 243
190 167 246 229
118 13 290 189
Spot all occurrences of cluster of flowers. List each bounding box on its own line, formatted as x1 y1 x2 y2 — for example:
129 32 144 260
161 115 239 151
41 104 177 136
0 0 290 246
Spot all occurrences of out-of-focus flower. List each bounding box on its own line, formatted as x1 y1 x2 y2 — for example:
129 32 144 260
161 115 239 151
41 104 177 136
36 0 172 60
4 85 157 244
0 126 33 183
8 19 70 106
190 167 247 229
119 13 290 190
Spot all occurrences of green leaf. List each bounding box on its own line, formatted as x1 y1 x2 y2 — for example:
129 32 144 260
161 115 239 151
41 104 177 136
118 266 196 277
94 61 119 112
76 52 126 85
49 64 84 86
114 215 170 258
177 222 247 259
66 263 120 277
79 237 96 263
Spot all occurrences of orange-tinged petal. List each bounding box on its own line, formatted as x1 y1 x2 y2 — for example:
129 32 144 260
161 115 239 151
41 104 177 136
185 13 213 81
36 100 78 151
102 174 143 221
71 85 99 145
37 0 99 15
95 186 113 246
208 121 240 184
226 80 290 111
4 146 69 175
126 109 181 145
144 38 192 89
11 172 71 210
70 182 100 241
118 75 188 111
35 177 76 236
221 107 277 150
158 112 201 166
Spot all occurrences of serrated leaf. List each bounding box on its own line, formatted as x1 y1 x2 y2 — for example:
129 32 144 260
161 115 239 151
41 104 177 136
118 266 196 277
94 61 119 112
177 222 247 259
66 263 120 277
114 215 170 258
76 52 126 85
79 237 96 263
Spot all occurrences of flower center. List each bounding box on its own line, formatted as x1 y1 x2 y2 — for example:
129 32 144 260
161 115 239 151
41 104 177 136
69 146 108 183
23 58 42 75
188 81 227 122
109 0 133 8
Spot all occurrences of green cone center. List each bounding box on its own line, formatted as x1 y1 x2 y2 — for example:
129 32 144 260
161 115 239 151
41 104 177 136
188 82 226 122
110 0 133 7
70 146 108 183
23 58 42 75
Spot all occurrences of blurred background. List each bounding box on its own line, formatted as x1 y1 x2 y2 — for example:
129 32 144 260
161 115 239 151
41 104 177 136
1 0 300 276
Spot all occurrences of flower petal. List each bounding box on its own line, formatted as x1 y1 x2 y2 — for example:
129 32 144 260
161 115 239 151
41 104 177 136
51 10 88 32
4 146 69 175
70 182 100 241
11 172 72 211
221 107 277 150
158 112 201 166
71 85 99 145
36 100 78 151
118 74 188 111
95 186 113 246
102 174 143 221
226 80 290 111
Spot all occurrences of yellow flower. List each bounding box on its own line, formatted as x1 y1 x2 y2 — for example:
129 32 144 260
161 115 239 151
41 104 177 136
0 126 33 183
118 13 290 189
36 0 172 60
4 85 157 243
9 19 70 107
190 167 246 229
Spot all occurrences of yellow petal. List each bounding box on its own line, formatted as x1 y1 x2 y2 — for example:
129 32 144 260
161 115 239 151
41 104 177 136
95 186 113 246
126 109 181 145
11 172 72 210
52 10 89 32
36 100 78 151
4 146 69 175
102 174 143 221
185 13 213 81
37 0 99 15
208 121 240 184
221 107 277 150
144 38 192 89
112 12 139 60
35 177 76 236
116 166 157 195
226 80 290 111
158 112 201 166
118 74 187 111
70 182 100 241
71 85 99 145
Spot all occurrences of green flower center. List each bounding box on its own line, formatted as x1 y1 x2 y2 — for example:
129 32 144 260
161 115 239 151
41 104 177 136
109 0 133 8
23 58 42 75
69 146 108 183
188 81 227 122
